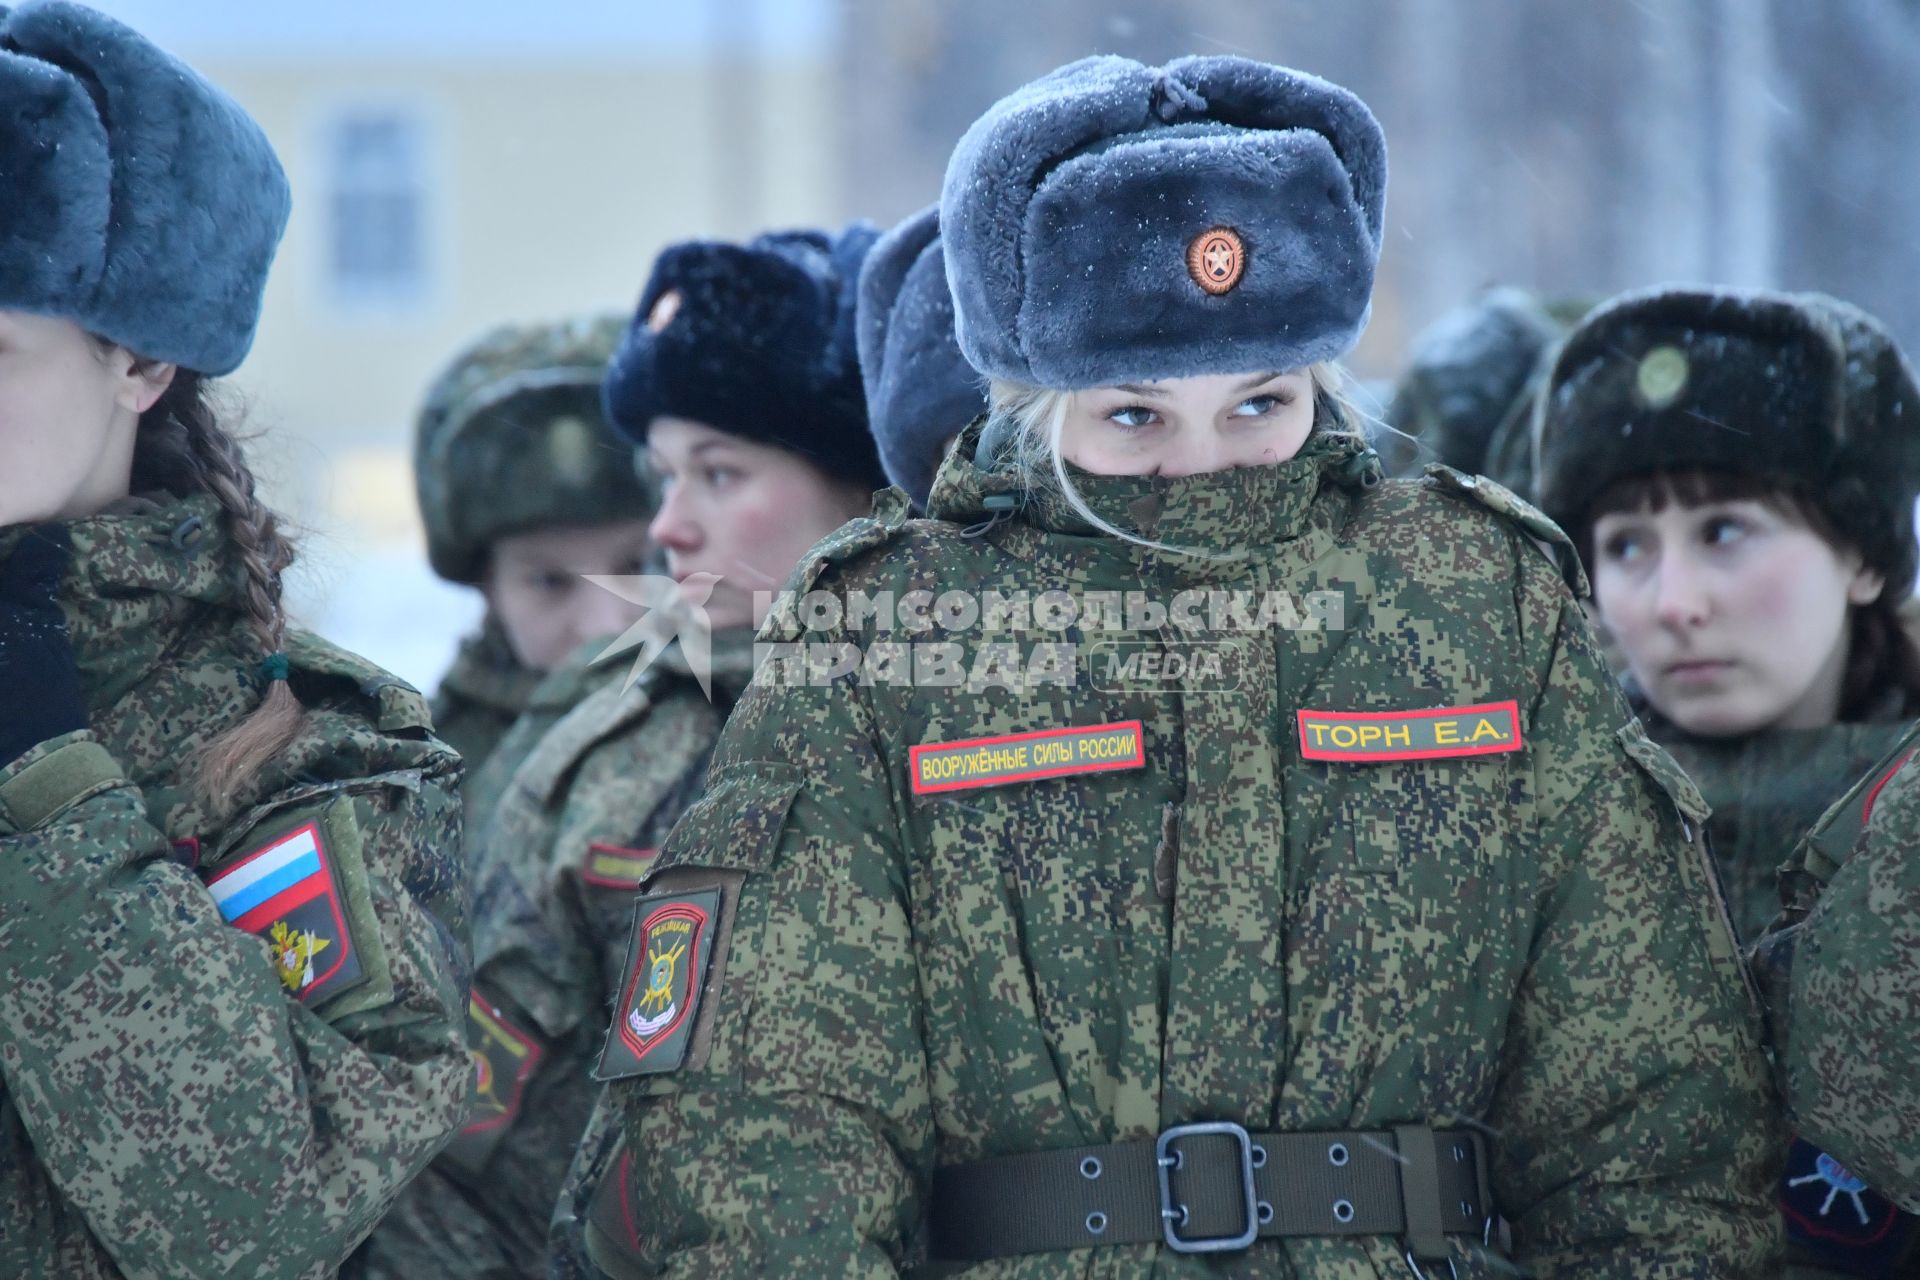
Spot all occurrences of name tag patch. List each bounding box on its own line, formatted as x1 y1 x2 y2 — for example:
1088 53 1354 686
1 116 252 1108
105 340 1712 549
597 888 721 1079
1298 700 1523 762
205 821 366 1005
909 719 1145 795
581 843 657 889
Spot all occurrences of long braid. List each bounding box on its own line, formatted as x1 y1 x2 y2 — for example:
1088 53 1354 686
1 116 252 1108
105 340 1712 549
132 370 306 813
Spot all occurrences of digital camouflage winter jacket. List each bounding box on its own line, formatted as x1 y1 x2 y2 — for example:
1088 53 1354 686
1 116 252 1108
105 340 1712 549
351 630 757 1278
430 616 543 807
599 425 1782 1277
0 495 470 1279
446 633 632 891
1644 696 1919 945
1746 722 1920 1276
1646 701 1920 1277
1782 725 1920 1213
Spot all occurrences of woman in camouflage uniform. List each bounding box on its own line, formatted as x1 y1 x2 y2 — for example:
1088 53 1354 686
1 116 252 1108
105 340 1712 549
0 4 469 1277
363 225 887 1279
1768 718 1920 1236
412 316 658 811
593 56 1778 1277
1535 286 1920 1276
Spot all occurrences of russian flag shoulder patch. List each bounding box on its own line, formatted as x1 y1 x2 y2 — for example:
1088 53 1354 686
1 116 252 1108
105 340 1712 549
204 821 368 1007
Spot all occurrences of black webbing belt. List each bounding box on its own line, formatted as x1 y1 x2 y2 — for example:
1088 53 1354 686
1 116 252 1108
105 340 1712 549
929 1122 1498 1267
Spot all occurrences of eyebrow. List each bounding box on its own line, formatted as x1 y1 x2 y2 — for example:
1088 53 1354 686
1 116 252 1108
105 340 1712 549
1112 372 1288 399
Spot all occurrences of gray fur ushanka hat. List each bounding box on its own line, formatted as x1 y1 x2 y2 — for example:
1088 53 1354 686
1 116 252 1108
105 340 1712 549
0 1 290 374
941 54 1386 391
857 205 987 510
1387 287 1575 491
1535 286 1920 596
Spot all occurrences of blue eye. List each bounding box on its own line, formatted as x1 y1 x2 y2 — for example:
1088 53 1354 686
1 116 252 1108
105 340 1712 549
1601 530 1648 564
1233 394 1282 417
1108 406 1158 430
705 465 742 488
1702 517 1748 547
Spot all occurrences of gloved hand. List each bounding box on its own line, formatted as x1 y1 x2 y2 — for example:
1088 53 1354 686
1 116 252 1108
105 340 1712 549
0 524 88 767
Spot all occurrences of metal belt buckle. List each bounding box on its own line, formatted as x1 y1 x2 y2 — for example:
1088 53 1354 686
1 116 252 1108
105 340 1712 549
1155 1121 1259 1254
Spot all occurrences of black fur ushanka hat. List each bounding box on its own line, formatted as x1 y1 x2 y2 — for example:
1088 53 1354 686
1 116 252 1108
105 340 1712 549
1534 286 1920 596
603 223 887 493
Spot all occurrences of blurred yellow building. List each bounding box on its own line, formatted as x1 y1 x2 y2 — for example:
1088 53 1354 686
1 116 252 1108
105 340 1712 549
101 0 843 685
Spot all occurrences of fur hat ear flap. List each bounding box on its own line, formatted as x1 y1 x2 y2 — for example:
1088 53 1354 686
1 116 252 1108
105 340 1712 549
859 205 987 510
0 46 112 304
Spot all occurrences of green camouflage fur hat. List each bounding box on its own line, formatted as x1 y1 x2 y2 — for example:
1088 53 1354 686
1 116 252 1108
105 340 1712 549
415 315 658 584
1535 286 1920 599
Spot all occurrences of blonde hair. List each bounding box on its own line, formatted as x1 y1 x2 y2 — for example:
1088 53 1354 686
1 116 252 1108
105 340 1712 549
985 363 1367 554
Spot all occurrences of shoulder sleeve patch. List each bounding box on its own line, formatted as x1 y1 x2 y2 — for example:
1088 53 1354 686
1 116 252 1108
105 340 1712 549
1423 464 1589 599
590 765 805 1082
759 488 912 643
581 842 658 889
595 887 723 1079
439 986 548 1175
202 817 370 1009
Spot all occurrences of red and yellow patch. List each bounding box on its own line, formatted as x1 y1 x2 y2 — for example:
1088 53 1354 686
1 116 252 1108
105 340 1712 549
581 842 657 889
909 720 1145 795
438 989 548 1172
597 888 721 1078
464 990 545 1135
1297 700 1523 763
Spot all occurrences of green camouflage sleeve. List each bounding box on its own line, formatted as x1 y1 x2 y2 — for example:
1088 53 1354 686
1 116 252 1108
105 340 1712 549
1786 755 1920 1210
1485 580 1783 1276
353 769 610 1279
607 673 931 1276
0 729 470 1280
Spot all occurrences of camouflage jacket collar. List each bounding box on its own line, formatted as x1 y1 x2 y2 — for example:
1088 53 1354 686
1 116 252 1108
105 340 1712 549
439 616 543 717
659 623 760 702
928 417 1371 578
47 493 252 711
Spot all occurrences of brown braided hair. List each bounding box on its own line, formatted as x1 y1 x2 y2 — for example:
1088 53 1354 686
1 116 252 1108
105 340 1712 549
123 360 307 812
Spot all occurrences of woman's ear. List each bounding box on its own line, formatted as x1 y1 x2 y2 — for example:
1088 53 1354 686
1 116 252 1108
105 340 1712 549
1849 563 1887 607
118 358 176 415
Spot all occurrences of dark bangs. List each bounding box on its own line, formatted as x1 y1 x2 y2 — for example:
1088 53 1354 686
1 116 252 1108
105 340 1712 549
1576 466 1920 720
1575 467 1851 571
